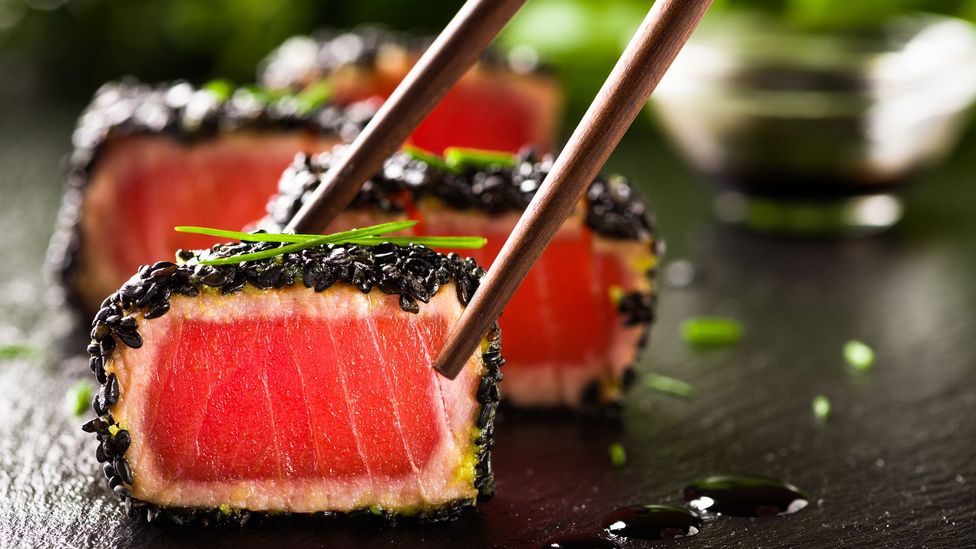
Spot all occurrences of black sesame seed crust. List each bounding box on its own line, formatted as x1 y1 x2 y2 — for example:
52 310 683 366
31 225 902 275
259 25 550 91
263 149 656 242
82 242 502 525
46 79 377 314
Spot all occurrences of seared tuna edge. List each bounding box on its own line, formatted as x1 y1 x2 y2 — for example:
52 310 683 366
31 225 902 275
259 25 554 91
47 79 378 314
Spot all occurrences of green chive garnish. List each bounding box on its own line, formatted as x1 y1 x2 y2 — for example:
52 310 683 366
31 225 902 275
65 380 93 417
608 442 627 468
403 145 455 172
237 85 289 104
343 236 486 249
0 344 36 360
680 317 744 347
444 147 518 171
843 340 874 372
175 220 486 266
174 226 319 243
812 395 831 420
643 373 695 399
202 79 234 102
295 80 332 114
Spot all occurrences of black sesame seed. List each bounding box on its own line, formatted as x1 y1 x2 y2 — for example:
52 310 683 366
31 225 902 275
94 363 107 384
92 394 107 416
399 293 419 314
200 270 229 286
108 430 131 455
163 509 188 526
88 355 103 376
81 417 108 434
97 337 116 356
622 367 637 390
114 457 134 484
116 330 143 349
146 506 163 523
95 442 108 463
618 292 654 326
90 322 110 340
144 302 170 319
103 374 120 406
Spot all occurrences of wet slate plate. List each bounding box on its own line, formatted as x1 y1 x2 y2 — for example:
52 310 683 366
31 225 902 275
1 100 974 548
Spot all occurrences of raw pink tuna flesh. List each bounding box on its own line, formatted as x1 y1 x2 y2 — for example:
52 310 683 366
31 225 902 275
75 132 341 313
328 62 562 154
107 286 485 512
327 207 654 407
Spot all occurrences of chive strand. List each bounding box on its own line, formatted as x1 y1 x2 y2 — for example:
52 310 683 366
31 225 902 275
344 236 488 249
179 219 484 266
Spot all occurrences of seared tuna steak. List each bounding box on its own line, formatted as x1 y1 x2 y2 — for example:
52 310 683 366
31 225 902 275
82 241 502 524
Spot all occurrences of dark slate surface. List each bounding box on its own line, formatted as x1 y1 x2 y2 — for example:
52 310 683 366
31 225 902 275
1 99 974 548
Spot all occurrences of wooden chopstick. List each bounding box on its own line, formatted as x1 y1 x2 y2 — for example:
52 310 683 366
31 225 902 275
434 0 713 379
285 0 526 234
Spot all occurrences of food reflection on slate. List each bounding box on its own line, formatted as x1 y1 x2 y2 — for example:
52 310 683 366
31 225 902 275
45 24 820 544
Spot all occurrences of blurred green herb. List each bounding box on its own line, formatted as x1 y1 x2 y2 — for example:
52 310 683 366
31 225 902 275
65 380 93 417
402 146 518 173
0 344 36 360
843 340 875 372
294 80 332 114
403 145 456 173
608 442 627 468
644 373 695 399
681 317 744 347
812 394 831 420
444 147 518 171
202 79 234 101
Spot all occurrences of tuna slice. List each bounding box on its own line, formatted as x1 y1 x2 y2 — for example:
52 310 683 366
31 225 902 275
47 80 377 315
259 27 563 154
81 241 502 525
262 149 659 410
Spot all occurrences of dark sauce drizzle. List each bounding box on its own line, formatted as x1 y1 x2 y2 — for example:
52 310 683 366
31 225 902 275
544 475 808 545
602 504 702 541
684 475 809 517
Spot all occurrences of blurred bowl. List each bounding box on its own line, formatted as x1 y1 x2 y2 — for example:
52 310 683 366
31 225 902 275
652 13 976 236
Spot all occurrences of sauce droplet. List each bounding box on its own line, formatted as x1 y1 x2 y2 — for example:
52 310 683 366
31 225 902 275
541 533 620 548
602 504 702 540
684 475 809 517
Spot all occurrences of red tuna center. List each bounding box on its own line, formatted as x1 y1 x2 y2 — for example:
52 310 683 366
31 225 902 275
143 314 447 481
423 214 635 370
